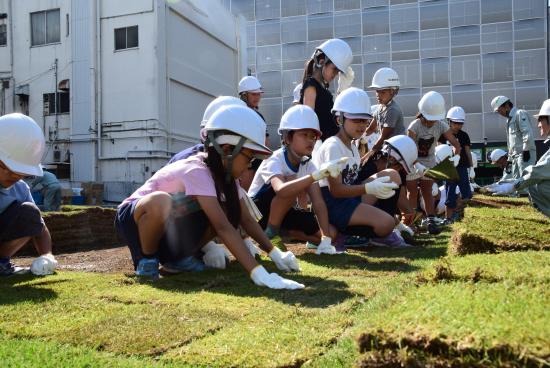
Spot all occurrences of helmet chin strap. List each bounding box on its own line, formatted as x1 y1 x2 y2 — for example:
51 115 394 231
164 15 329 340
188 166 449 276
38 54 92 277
207 131 247 183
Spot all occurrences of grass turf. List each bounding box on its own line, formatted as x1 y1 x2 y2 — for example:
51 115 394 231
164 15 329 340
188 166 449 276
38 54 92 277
1 196 549 367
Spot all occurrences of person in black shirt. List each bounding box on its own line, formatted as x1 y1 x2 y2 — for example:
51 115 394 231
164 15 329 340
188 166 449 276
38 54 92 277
439 106 473 221
301 39 353 141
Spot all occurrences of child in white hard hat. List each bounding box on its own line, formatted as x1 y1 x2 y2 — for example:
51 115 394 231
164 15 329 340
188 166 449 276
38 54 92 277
301 38 353 141
0 113 57 276
439 106 473 222
115 105 304 289
314 88 399 250
248 105 341 255
406 91 461 234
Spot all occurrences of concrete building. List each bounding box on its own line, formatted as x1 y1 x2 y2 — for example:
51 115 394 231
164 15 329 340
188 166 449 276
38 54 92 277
223 0 549 150
0 0 245 201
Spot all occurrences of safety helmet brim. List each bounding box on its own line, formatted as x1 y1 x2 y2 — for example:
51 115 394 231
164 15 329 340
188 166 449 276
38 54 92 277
0 155 43 177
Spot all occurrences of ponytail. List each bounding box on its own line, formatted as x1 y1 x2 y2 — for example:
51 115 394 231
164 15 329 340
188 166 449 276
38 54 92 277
205 146 241 228
302 58 315 85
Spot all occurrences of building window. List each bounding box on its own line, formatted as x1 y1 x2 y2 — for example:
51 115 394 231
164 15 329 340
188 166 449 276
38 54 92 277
43 92 69 115
31 9 60 46
114 26 138 50
0 24 6 46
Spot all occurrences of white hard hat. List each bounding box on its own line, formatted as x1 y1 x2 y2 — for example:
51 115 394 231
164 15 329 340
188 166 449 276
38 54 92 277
279 105 321 137
490 96 510 112
331 87 372 118
0 113 45 176
382 135 418 174
238 76 263 94
315 38 353 75
369 67 400 89
490 148 507 163
534 99 550 118
434 144 453 164
204 105 271 158
446 106 465 123
292 83 302 103
418 91 446 121
201 96 246 127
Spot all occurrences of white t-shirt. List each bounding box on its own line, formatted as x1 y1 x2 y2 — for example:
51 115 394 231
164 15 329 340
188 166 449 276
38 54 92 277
314 136 361 188
248 147 317 198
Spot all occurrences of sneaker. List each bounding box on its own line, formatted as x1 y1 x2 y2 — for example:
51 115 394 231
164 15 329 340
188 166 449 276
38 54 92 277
344 236 370 248
162 256 205 274
0 260 30 276
269 235 287 252
432 217 446 226
306 241 318 249
370 231 412 248
135 258 160 280
422 217 442 235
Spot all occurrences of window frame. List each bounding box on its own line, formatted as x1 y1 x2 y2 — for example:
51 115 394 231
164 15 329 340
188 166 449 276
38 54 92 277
114 25 139 51
30 8 61 47
43 92 70 115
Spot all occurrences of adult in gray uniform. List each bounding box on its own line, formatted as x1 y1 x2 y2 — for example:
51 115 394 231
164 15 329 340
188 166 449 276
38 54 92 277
31 170 61 211
488 99 550 218
491 96 536 181
365 68 406 152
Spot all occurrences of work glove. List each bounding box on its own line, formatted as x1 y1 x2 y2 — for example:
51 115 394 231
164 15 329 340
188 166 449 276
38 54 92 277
337 66 355 95
269 247 300 272
250 265 304 290
469 167 476 180
315 236 340 255
431 182 439 196
311 157 349 181
202 241 228 269
413 162 428 176
487 182 515 196
364 176 399 199
244 237 262 258
522 151 530 162
449 155 461 167
30 253 58 276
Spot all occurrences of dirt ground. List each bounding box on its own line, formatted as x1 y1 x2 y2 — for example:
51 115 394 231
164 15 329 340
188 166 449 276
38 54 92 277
13 242 314 274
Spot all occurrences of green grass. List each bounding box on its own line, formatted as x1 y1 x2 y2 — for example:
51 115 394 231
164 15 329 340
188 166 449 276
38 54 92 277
450 195 550 255
1 196 549 367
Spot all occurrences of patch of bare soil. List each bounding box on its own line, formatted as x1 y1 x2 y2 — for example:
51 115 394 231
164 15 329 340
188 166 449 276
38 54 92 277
13 242 315 273
357 330 549 368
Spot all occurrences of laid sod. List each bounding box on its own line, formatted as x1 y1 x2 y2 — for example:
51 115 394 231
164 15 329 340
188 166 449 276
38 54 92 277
1 196 549 367
451 195 549 255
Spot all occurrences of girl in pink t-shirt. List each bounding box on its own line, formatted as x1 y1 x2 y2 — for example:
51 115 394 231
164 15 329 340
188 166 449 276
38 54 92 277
115 105 305 290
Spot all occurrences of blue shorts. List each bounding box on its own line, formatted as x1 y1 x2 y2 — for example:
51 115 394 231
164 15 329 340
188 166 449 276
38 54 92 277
320 187 361 232
115 194 210 269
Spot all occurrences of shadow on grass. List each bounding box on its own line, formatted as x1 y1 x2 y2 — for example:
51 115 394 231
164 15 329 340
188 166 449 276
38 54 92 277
0 274 59 305
142 266 356 308
300 252 419 273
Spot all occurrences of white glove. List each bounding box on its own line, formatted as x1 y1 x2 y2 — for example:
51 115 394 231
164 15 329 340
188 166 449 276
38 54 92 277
315 236 340 255
269 247 301 272
431 182 439 196
469 167 476 179
396 222 414 237
202 241 228 269
413 162 428 176
30 253 58 276
487 182 515 195
250 265 304 290
337 66 355 94
364 176 399 199
311 157 349 181
244 237 261 258
450 155 460 167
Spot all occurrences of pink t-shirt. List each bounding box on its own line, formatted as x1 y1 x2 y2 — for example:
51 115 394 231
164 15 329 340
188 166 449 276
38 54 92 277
121 153 243 205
